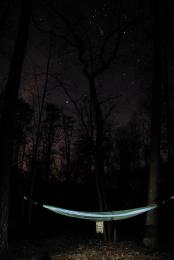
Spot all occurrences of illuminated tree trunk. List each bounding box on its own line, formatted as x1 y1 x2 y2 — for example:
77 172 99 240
143 0 162 249
0 0 31 253
88 76 111 241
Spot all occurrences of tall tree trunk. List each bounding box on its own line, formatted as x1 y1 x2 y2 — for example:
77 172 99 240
161 1 174 164
88 76 111 241
162 43 173 163
143 0 162 249
0 0 31 253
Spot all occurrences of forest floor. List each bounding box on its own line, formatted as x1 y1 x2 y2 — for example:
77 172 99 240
3 231 174 260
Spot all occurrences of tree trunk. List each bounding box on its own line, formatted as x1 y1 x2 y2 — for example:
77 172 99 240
88 76 111 241
162 21 173 164
143 0 162 249
0 0 31 253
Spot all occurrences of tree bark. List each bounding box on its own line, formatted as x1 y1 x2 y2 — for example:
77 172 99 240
143 0 162 249
0 0 31 253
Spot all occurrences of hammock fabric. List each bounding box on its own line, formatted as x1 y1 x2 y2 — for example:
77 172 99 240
42 204 157 221
24 195 174 222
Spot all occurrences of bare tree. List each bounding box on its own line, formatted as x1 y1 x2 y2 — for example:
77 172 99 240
51 2 125 240
47 0 147 240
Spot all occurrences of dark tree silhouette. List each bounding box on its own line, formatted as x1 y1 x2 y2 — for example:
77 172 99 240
143 0 162 249
61 113 74 181
42 103 61 180
13 98 33 168
163 0 174 164
0 0 31 252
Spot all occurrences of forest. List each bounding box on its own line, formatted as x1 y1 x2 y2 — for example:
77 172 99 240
0 0 174 259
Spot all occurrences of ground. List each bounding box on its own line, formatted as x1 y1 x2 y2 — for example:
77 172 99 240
3 232 174 260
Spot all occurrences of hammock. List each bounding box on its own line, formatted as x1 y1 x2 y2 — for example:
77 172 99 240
24 195 174 222
42 204 157 221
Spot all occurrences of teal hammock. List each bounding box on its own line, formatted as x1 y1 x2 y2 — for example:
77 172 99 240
24 196 173 222
42 204 157 221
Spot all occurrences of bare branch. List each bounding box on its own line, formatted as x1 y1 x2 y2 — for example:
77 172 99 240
50 0 82 44
49 1 92 76
96 12 149 76
31 15 78 48
100 95 121 105
103 103 118 122
53 76 89 136
77 43 90 77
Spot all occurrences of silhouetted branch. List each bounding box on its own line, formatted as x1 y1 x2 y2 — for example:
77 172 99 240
100 95 121 105
31 15 77 48
50 0 82 44
103 103 118 122
53 77 89 135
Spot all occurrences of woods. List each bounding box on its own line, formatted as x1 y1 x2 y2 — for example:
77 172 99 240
0 0 174 258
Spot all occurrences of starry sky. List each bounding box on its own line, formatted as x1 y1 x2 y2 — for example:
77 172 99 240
1 0 153 126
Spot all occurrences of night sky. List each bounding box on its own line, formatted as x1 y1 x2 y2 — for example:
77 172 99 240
0 0 153 125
